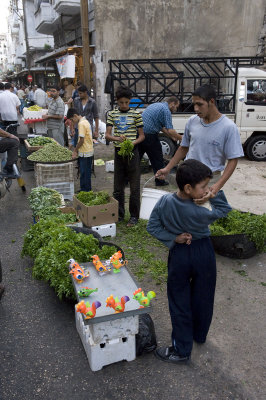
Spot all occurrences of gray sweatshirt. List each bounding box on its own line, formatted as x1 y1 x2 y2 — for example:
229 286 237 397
147 190 232 248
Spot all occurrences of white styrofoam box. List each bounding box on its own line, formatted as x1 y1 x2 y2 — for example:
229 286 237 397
89 315 139 344
23 108 48 120
43 181 74 201
34 121 47 134
75 311 136 371
91 223 116 237
105 160 114 172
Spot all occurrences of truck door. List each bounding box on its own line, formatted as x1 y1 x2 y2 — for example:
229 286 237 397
240 78 266 131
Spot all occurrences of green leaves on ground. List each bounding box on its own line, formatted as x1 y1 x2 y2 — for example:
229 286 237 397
115 218 168 284
22 217 117 300
210 210 266 252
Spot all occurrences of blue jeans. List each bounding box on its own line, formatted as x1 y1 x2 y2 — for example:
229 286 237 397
79 156 93 192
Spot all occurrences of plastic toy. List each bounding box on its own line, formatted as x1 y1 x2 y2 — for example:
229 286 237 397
109 250 128 273
106 295 130 313
78 287 98 298
67 258 90 283
133 288 156 308
91 255 111 275
76 300 101 319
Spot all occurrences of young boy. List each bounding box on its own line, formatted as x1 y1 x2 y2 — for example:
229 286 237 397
66 108 93 192
105 86 145 227
147 159 232 363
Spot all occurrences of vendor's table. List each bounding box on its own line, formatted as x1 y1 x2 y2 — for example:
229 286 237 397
71 261 151 371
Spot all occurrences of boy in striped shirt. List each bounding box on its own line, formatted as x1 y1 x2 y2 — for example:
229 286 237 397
105 86 145 227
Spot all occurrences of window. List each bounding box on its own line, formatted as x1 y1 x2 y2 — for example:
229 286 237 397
246 79 266 105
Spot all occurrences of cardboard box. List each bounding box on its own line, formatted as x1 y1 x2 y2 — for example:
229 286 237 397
59 206 82 227
73 195 118 227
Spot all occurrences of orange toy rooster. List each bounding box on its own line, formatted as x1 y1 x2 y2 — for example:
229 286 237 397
67 258 90 283
106 295 130 313
76 300 101 319
91 255 111 275
109 250 128 273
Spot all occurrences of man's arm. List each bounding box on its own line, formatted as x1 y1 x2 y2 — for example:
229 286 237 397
156 145 189 179
0 128 19 141
133 127 145 145
210 158 239 195
94 117 99 138
161 127 182 142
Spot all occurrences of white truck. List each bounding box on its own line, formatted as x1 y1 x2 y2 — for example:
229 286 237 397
106 56 266 161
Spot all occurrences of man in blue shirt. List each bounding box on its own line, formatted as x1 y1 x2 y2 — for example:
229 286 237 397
138 97 182 186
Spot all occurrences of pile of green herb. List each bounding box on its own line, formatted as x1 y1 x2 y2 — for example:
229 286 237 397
210 210 266 252
118 139 134 159
27 137 53 146
76 190 110 206
22 216 117 299
27 142 72 162
28 186 63 216
37 206 77 223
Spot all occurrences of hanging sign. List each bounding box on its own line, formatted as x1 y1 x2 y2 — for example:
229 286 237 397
56 55 75 79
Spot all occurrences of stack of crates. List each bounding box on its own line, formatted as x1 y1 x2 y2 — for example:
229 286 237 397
35 162 74 200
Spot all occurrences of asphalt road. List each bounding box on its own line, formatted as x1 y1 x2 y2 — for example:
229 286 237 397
0 126 265 400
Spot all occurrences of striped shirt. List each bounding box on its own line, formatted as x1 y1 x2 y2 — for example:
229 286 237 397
106 108 143 147
47 96 65 129
142 102 173 134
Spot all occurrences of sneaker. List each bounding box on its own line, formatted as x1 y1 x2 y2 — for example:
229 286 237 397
127 217 138 227
2 167 17 178
155 180 169 187
154 346 190 363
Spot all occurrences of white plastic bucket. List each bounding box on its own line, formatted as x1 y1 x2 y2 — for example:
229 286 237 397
140 187 168 220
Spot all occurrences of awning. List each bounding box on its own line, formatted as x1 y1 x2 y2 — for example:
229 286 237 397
15 66 55 76
35 45 83 64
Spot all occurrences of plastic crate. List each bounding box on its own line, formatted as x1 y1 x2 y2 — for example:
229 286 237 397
43 181 74 201
91 223 116 237
35 162 74 186
75 311 137 371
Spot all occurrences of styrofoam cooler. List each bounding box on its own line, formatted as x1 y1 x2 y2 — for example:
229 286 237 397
91 223 116 237
140 187 168 220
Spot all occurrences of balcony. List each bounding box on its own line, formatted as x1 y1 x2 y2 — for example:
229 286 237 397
53 0 80 15
35 3 57 35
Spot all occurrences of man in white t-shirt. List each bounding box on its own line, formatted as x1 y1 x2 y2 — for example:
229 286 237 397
33 84 48 108
0 83 20 131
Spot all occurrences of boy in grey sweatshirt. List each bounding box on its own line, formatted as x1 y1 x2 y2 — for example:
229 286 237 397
147 159 231 363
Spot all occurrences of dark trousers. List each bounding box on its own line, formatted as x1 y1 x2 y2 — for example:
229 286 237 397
113 147 140 219
167 238 216 357
138 134 165 184
0 138 19 168
79 156 93 192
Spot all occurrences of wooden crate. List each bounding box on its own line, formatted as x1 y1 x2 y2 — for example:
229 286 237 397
24 137 57 152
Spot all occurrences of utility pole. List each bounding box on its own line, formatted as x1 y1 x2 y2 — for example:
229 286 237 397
80 0 90 91
22 0 31 74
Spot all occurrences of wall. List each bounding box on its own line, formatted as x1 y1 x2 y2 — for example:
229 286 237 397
93 0 266 117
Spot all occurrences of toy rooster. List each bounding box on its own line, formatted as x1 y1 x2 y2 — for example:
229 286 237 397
133 288 156 308
109 250 128 273
76 300 101 319
78 287 98 298
106 295 130 313
91 255 111 275
67 258 90 283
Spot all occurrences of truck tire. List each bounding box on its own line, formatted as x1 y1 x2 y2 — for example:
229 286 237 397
245 135 266 161
159 136 177 158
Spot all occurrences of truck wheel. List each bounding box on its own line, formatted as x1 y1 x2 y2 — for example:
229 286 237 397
245 135 266 161
159 136 177 158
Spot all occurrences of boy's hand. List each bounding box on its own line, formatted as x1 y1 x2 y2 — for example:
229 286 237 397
117 135 126 142
175 233 192 245
193 189 215 205
72 150 78 159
